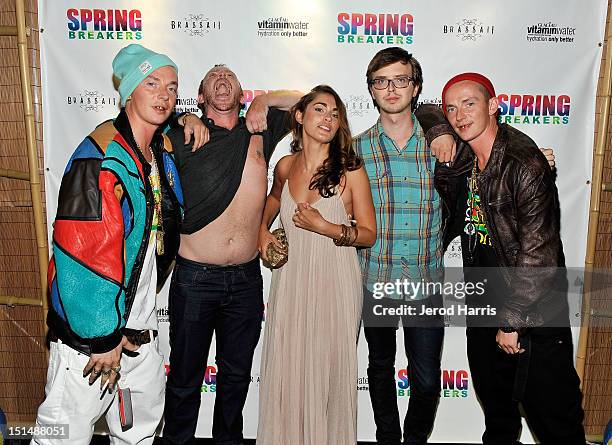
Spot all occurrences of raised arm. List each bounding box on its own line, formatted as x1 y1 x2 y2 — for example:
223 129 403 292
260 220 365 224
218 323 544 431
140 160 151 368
415 103 456 163
246 90 304 133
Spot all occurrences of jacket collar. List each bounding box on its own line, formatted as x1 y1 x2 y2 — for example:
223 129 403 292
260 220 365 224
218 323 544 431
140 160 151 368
478 124 508 180
114 108 165 176
448 123 509 179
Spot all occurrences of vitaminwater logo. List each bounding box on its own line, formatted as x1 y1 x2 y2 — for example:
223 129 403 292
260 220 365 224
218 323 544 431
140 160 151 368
156 306 169 323
498 93 571 125
67 8 142 40
66 90 118 112
526 22 576 44
175 97 200 114
337 12 413 45
170 14 221 37
397 369 469 398
442 18 494 41
257 16 309 38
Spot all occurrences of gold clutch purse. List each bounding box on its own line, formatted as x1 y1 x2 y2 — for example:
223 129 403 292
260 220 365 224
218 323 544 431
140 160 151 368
265 228 289 269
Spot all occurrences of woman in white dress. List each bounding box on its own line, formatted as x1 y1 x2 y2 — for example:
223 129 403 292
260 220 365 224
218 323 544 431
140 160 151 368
256 85 376 445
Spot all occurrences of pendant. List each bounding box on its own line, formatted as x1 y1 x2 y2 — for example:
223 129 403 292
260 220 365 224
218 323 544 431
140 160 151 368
464 223 476 235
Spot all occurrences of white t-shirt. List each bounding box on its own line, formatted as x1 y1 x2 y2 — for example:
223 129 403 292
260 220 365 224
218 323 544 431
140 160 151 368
126 158 160 331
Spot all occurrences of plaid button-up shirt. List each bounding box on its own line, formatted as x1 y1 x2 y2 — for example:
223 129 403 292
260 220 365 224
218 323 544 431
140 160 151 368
354 116 443 299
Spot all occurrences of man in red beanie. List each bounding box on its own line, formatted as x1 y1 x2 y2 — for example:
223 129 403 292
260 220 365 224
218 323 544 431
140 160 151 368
434 73 585 444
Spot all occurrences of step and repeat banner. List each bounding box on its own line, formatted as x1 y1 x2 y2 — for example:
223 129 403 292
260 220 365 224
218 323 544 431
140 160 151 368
39 1 606 442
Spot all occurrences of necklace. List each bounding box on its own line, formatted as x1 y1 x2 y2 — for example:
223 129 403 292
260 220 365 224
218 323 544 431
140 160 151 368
137 142 164 256
465 156 479 236
463 156 479 262
149 147 164 255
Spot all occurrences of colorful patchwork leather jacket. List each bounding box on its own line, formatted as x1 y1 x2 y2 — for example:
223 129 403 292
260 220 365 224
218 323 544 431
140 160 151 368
47 109 183 354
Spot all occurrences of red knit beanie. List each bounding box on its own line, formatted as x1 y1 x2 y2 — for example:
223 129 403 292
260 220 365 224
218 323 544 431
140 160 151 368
441 72 496 114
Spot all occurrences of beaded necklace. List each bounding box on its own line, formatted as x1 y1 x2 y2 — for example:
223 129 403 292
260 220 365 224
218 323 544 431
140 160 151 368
464 156 481 261
465 156 479 236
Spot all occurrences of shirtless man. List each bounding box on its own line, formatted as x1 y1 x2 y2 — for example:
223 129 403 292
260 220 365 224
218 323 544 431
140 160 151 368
163 64 301 445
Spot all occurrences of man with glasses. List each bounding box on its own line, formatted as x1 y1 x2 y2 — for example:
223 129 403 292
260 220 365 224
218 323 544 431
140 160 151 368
354 47 454 445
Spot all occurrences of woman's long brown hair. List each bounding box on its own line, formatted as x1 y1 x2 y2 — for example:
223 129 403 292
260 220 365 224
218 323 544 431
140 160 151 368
289 85 362 198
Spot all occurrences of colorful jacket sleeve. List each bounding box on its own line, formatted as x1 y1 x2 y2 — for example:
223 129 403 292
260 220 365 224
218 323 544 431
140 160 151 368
48 122 128 353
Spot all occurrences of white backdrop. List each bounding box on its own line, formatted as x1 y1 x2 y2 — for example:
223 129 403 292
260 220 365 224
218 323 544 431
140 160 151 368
39 1 606 442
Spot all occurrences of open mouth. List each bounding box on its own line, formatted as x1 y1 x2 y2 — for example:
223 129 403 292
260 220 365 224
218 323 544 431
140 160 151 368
318 125 331 132
153 105 167 112
214 80 231 97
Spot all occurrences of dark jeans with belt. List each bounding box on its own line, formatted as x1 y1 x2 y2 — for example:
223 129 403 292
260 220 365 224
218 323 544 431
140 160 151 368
466 326 585 445
362 288 445 445
163 256 264 445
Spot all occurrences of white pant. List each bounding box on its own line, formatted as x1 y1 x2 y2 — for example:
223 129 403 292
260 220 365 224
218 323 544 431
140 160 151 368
31 338 165 445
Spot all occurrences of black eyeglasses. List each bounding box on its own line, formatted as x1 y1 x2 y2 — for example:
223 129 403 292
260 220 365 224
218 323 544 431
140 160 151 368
369 76 414 90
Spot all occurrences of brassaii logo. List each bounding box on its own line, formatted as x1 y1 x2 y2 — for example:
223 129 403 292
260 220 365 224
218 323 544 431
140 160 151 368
337 12 413 45
442 18 494 41
66 8 142 40
66 90 118 112
170 14 221 37
344 94 375 117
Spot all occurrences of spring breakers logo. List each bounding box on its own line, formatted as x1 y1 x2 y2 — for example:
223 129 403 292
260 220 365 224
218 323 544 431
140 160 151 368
337 13 413 45
66 9 142 40
163 364 218 392
398 369 469 398
497 94 570 125
238 89 269 117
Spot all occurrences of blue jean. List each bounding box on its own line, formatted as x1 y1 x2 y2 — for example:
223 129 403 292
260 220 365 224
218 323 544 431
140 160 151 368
163 256 264 445
363 288 444 445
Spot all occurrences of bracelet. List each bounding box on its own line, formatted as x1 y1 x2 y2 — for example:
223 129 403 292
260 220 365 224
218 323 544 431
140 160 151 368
333 224 348 246
333 224 359 247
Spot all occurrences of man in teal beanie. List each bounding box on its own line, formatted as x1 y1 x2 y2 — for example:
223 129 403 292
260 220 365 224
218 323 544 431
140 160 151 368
32 43 183 444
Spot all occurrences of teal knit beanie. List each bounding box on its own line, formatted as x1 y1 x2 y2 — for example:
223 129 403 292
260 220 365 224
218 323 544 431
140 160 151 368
112 44 178 105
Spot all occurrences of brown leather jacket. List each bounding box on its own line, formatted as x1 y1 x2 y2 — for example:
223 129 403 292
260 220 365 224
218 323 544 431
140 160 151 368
434 123 568 329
